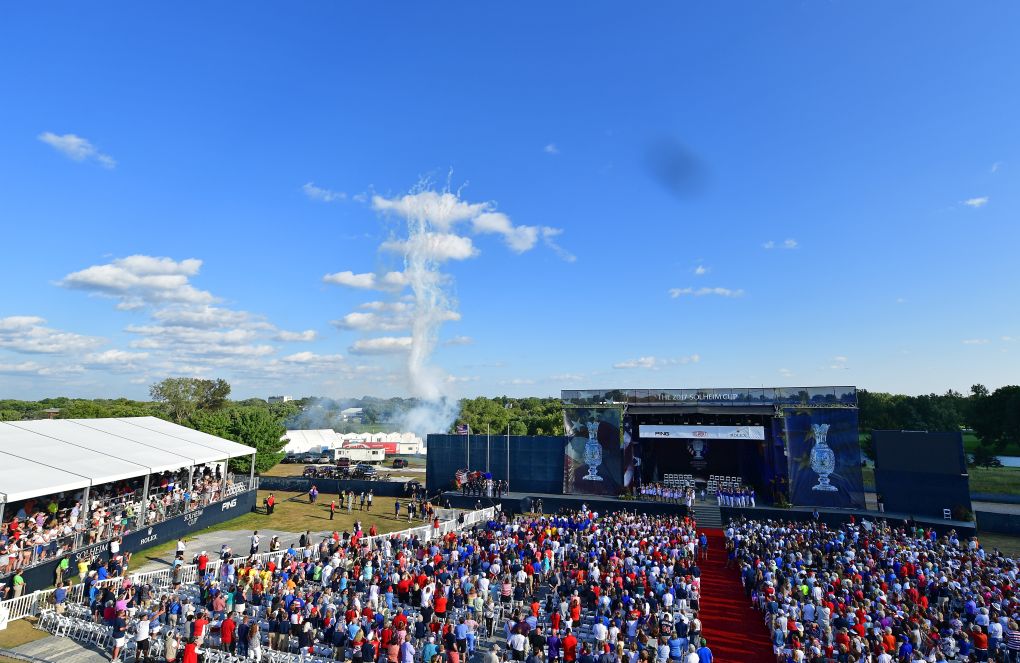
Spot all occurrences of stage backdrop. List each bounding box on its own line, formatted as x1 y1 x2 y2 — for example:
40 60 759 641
563 407 629 496
783 408 865 508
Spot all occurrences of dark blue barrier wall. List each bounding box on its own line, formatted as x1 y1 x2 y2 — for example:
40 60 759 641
976 510 1020 536
16 490 258 592
426 435 565 495
720 505 976 538
258 476 413 497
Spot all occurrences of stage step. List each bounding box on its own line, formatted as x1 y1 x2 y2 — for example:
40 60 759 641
692 503 724 528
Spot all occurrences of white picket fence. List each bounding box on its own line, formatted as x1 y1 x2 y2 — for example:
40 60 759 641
0 505 498 630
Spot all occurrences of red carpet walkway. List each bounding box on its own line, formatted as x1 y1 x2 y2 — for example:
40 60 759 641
697 529 774 662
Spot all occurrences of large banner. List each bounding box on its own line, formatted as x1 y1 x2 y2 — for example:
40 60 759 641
563 407 628 496
784 408 864 508
638 424 765 440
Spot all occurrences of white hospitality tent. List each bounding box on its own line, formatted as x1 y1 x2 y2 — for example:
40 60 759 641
0 416 255 526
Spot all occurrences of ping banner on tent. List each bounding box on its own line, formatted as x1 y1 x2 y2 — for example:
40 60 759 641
638 424 765 440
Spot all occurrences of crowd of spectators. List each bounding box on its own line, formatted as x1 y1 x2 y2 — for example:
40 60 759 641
47 506 718 663
1 464 234 578
727 516 1020 662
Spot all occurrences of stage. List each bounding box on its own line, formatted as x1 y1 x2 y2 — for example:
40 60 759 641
439 490 977 537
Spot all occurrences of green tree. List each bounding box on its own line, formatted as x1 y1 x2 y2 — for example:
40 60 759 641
149 377 231 423
223 406 287 474
970 385 1020 452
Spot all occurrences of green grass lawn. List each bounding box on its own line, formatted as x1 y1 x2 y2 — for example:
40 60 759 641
129 490 413 568
0 618 47 650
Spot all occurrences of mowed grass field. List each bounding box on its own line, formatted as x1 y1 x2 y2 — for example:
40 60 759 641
130 489 415 568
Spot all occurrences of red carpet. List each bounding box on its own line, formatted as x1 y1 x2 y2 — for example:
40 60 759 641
696 529 774 662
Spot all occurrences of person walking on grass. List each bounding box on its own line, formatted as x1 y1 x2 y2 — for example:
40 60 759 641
330 499 336 520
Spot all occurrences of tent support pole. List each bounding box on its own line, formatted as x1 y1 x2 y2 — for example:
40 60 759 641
137 475 150 529
249 453 256 489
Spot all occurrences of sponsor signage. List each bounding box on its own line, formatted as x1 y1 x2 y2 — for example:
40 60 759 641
221 499 238 511
139 527 158 546
639 424 766 440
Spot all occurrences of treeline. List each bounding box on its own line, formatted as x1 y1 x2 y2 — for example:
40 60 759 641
859 385 1020 463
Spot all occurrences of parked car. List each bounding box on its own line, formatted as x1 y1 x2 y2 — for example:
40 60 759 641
353 463 378 479
302 465 319 478
391 458 409 469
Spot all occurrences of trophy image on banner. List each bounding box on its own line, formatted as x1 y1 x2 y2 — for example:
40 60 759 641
809 423 838 491
583 418 604 481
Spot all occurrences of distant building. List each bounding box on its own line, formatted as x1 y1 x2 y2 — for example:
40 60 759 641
268 395 294 404
340 407 363 422
282 429 424 456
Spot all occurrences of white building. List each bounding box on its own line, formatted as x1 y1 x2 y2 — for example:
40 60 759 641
282 429 424 456
268 395 294 404
340 407 363 422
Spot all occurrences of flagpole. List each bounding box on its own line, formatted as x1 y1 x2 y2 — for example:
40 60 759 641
506 423 510 490
467 425 471 470
487 424 490 473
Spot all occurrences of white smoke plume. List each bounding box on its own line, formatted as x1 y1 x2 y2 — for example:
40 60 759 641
325 178 569 442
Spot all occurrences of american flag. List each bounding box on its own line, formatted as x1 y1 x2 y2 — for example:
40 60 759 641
455 469 469 486
455 424 469 435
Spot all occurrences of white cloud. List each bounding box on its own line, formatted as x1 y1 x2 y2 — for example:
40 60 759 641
382 233 478 262
541 227 576 263
991 162 1003 173
322 270 408 291
280 351 344 364
372 191 489 232
763 239 798 250
550 373 585 382
503 378 536 385
38 132 116 168
544 143 559 155
962 338 990 345
829 356 849 370
613 354 700 370
0 361 44 375
275 329 317 342
669 287 744 298
152 305 250 328
444 335 473 346
60 255 213 309
693 265 708 276
895 297 907 304
349 336 413 354
0 316 104 354
302 182 346 202
472 212 539 253
962 196 989 208
1003 336 1015 342
778 368 793 378
333 311 408 332
833 355 848 363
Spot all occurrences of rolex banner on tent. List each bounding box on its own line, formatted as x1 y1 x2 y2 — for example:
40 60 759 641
784 408 865 508
563 407 629 496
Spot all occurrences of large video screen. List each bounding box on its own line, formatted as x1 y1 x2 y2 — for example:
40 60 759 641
784 408 865 509
563 407 630 496
873 430 966 475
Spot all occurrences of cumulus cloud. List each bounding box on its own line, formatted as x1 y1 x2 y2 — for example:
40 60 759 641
962 196 989 208
322 270 408 290
60 255 213 309
372 191 489 232
445 375 479 383
275 329 317 342
763 239 798 250
550 373 585 382
382 233 478 262
280 351 345 364
0 316 104 354
38 132 116 168
962 338 990 345
544 143 559 155
778 368 794 378
693 265 708 276
472 213 539 253
302 182 346 202
349 336 413 354
443 335 473 346
613 354 700 370
669 287 744 298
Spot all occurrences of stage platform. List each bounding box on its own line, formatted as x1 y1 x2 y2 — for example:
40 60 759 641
440 490 977 537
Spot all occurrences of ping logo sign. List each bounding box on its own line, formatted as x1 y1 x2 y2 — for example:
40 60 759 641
221 499 238 511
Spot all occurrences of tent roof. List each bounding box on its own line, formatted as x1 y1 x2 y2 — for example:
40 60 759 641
0 417 254 505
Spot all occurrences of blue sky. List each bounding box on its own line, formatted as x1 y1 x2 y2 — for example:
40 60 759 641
0 2 1017 401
